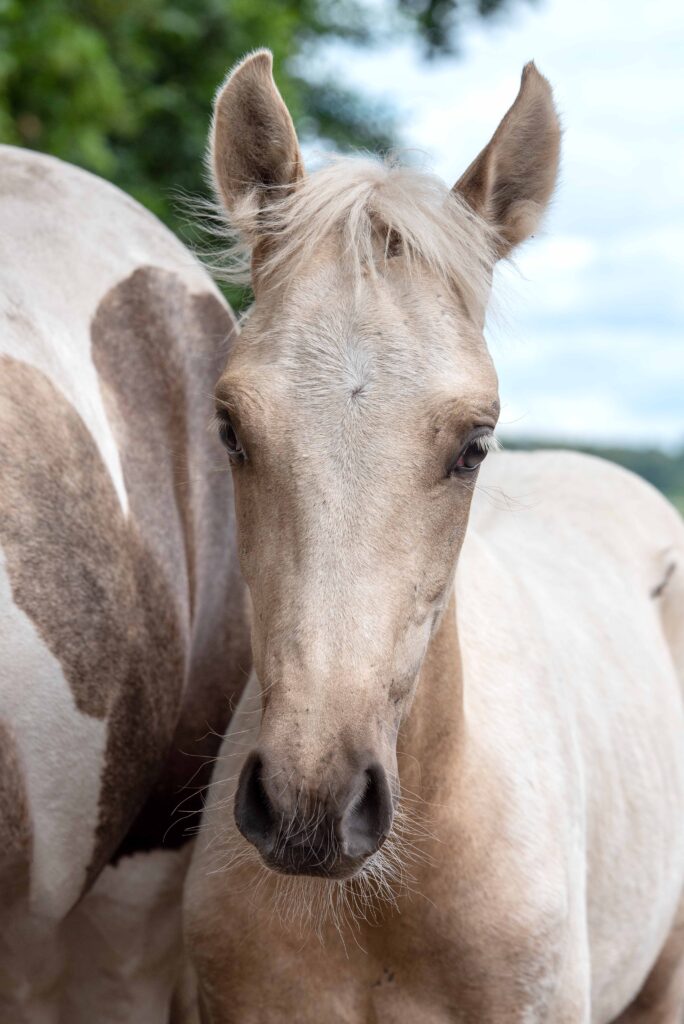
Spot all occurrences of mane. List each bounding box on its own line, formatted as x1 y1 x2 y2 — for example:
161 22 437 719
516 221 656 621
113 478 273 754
201 155 496 313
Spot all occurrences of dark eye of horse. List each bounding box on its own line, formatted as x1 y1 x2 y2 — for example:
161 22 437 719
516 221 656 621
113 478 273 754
450 432 492 475
217 416 245 461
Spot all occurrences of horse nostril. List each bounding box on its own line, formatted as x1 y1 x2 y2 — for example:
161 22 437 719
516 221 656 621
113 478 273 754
342 763 393 860
235 754 393 872
234 753 277 854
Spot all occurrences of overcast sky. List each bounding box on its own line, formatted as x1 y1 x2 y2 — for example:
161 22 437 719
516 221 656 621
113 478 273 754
313 0 684 449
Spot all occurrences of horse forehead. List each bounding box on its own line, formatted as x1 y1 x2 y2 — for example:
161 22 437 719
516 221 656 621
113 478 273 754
239 296 489 405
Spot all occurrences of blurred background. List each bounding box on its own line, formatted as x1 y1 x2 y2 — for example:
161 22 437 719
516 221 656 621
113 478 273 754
1 0 682 508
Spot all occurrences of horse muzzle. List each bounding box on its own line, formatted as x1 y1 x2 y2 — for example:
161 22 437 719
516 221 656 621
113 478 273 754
234 750 394 878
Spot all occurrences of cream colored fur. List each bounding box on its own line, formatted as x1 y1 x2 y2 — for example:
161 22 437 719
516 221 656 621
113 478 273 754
183 51 684 1024
208 153 496 316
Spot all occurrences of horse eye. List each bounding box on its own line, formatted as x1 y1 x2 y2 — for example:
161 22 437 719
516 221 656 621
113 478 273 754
217 416 245 461
450 433 492 474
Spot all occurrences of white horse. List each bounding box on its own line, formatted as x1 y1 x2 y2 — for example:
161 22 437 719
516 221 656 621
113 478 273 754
184 51 684 1023
0 145 249 1021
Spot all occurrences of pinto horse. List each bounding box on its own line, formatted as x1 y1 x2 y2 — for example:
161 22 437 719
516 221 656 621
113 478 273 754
0 145 250 1021
183 52 684 1023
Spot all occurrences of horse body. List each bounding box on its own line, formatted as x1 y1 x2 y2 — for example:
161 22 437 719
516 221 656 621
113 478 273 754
459 452 684 1021
187 450 684 1023
0 145 249 1021
183 52 684 1023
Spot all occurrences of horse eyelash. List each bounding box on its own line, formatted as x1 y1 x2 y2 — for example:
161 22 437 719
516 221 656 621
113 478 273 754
474 432 502 453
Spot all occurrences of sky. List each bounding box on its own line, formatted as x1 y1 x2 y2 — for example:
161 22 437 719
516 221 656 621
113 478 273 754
312 0 684 449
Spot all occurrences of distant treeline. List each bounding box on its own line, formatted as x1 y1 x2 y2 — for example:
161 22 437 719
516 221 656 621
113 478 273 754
503 439 684 514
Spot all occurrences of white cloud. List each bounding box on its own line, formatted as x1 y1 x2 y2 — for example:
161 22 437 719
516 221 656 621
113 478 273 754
310 0 684 447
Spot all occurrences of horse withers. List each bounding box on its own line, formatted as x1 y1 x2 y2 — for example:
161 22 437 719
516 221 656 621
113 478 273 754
183 51 684 1023
0 146 250 1021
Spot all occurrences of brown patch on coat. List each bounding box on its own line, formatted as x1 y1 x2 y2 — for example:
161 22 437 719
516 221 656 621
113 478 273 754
0 264 250 889
90 268 251 860
0 354 185 886
92 267 201 624
0 720 32 904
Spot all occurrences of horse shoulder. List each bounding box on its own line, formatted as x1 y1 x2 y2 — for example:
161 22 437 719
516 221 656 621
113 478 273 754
458 449 684 1017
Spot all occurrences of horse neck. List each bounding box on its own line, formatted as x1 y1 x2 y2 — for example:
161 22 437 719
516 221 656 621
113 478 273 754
396 591 465 806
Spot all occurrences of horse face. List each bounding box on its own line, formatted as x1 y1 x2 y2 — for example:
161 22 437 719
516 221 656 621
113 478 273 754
215 263 499 877
209 51 558 878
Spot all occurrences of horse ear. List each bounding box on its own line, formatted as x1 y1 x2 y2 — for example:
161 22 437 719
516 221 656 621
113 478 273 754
454 63 561 258
210 49 303 215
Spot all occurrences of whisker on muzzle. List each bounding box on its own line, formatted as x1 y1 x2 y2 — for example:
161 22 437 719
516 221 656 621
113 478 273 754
201 791 435 945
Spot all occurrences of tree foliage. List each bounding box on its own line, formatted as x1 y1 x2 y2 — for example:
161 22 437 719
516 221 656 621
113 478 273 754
396 0 531 55
0 0 522 236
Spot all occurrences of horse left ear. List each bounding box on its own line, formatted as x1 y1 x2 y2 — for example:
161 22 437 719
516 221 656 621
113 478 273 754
210 49 303 216
454 63 561 258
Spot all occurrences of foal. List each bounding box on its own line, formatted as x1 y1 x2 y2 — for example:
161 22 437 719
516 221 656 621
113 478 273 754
184 51 684 1023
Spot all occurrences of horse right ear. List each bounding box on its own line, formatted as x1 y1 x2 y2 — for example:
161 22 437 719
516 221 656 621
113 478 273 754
453 63 560 258
210 49 304 216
